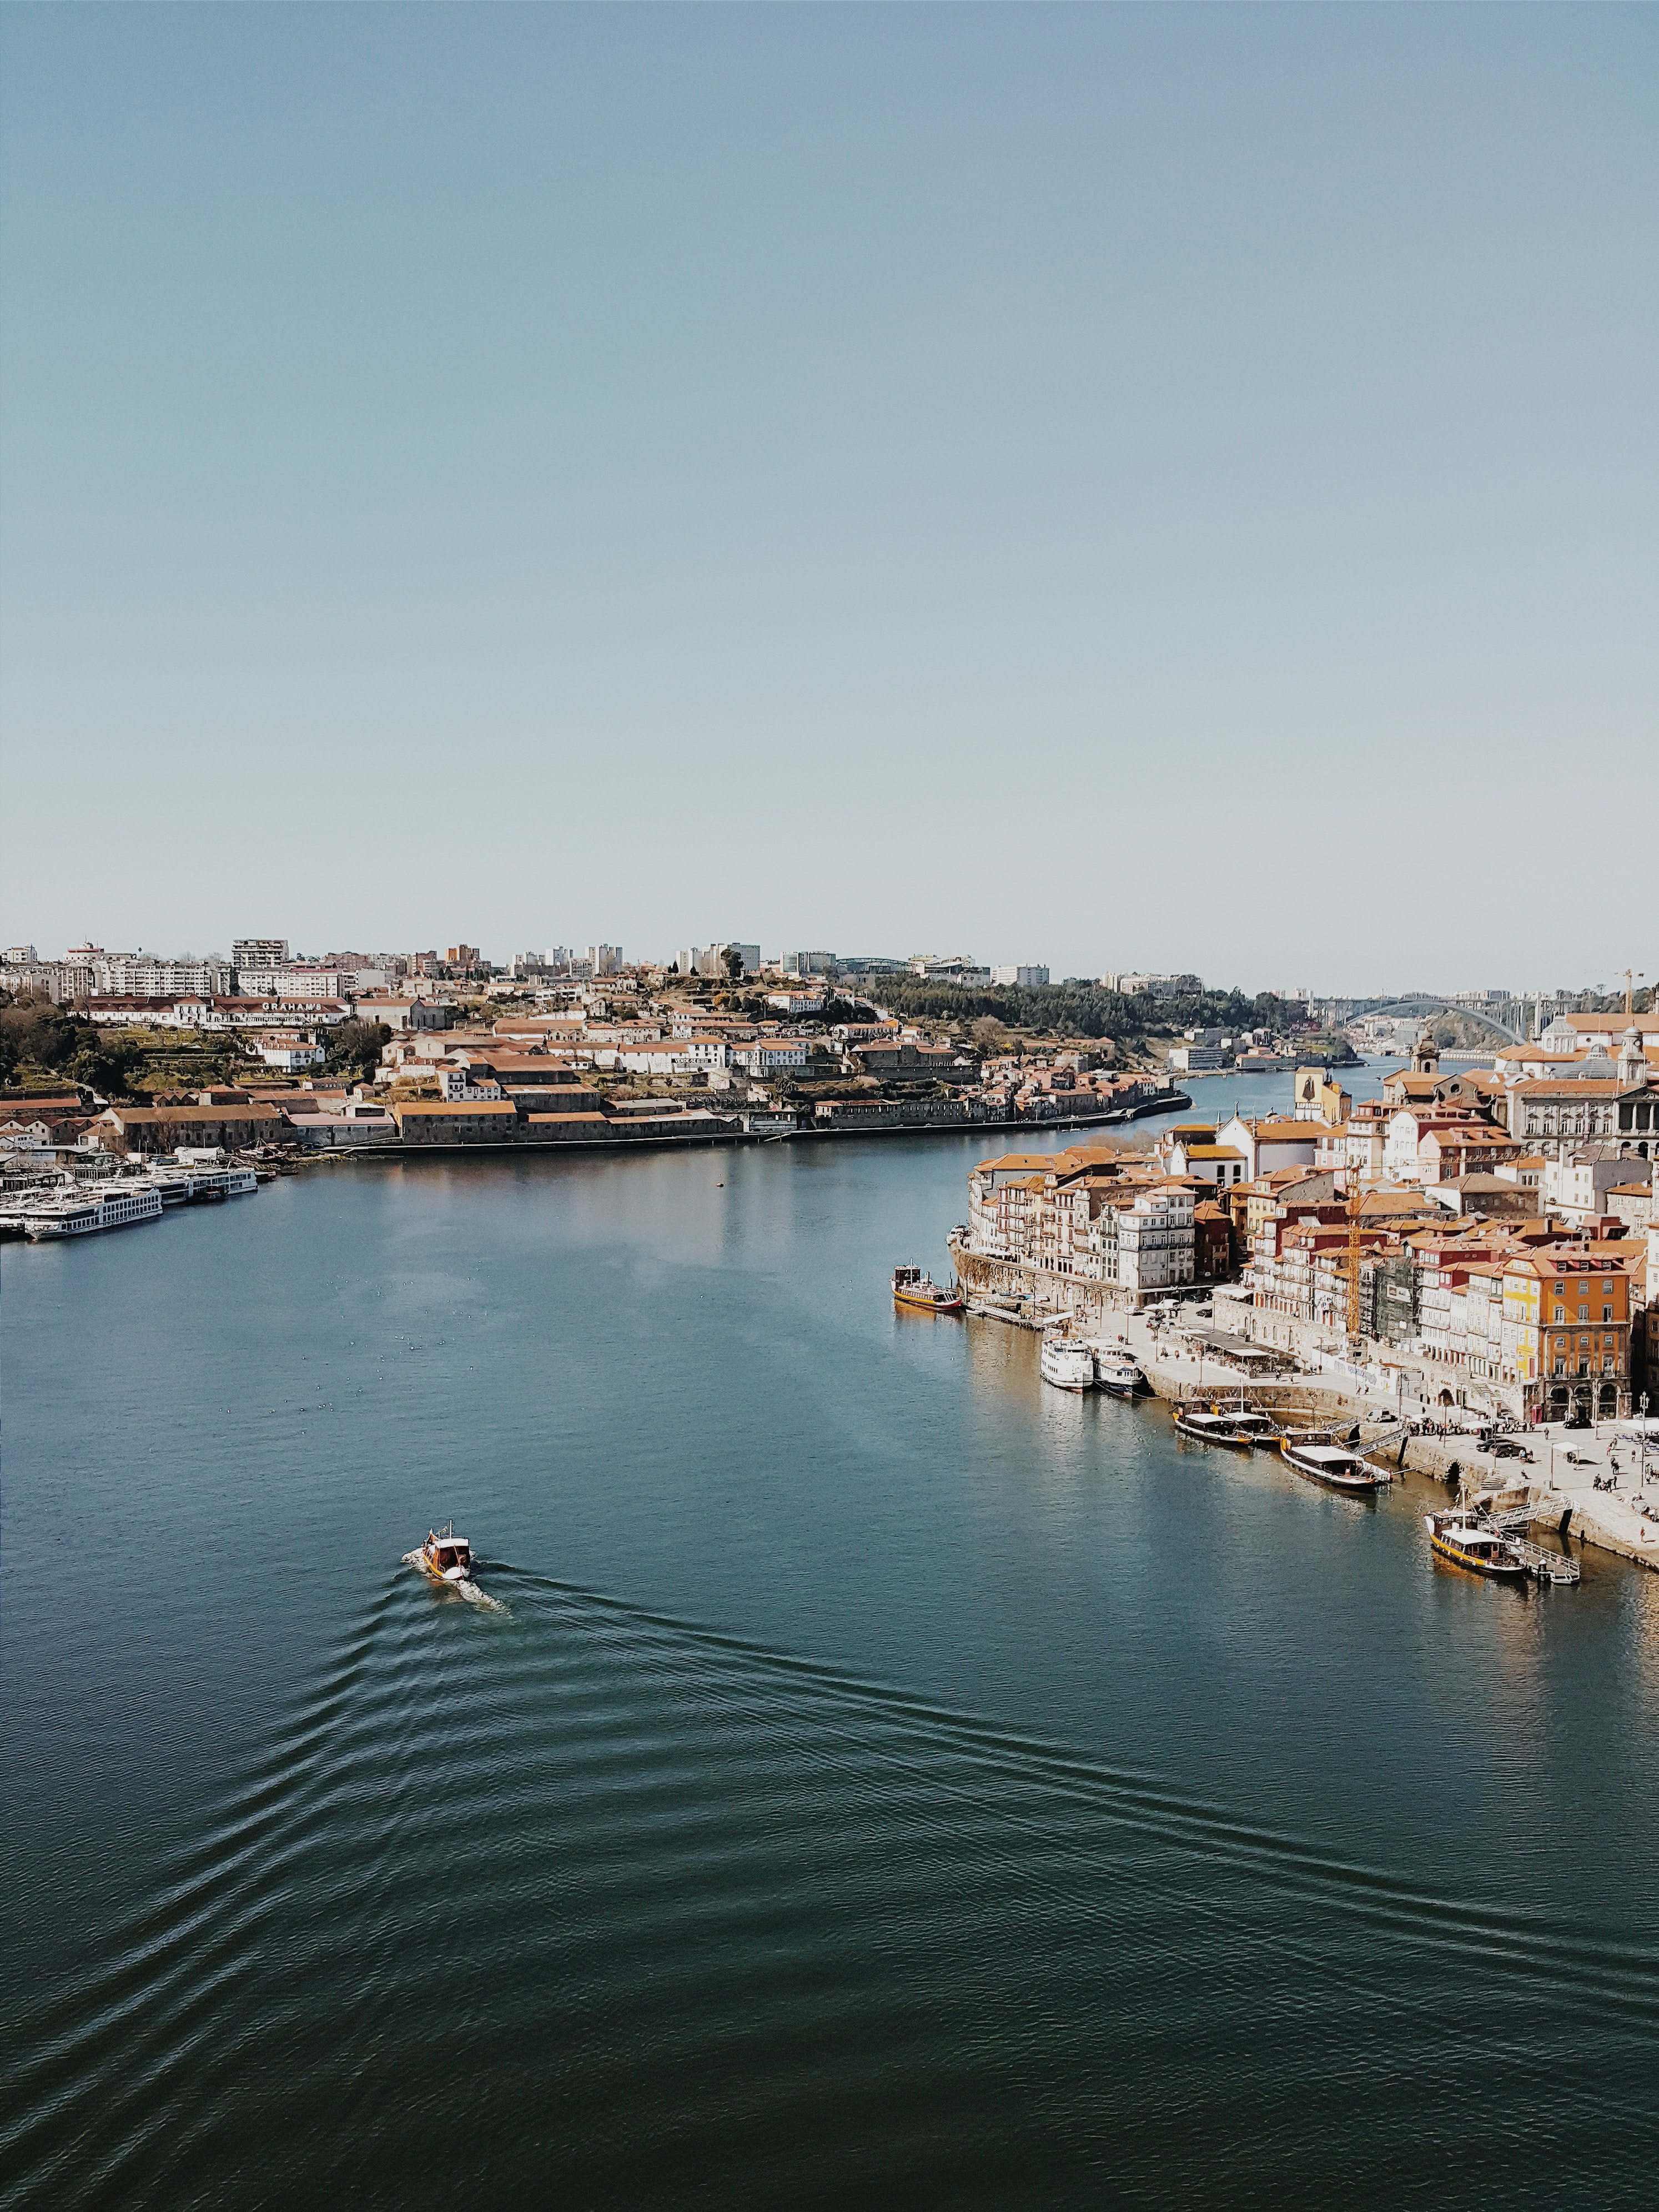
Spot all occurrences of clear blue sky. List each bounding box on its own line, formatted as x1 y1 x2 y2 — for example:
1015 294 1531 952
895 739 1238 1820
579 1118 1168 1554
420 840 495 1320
3 6 1653 993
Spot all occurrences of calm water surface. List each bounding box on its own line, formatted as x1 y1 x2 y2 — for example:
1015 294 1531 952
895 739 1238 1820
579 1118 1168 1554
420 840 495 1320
6 1073 1658 2206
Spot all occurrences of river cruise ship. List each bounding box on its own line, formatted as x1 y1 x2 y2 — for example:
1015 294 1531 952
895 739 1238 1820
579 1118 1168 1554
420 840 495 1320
16 1187 164 1240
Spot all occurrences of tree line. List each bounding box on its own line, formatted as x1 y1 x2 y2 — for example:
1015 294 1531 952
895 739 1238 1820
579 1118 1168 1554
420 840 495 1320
861 978 1300 1041
0 986 391 1100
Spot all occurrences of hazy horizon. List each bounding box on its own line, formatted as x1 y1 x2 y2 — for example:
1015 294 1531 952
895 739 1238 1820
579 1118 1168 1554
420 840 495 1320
3 7 1653 993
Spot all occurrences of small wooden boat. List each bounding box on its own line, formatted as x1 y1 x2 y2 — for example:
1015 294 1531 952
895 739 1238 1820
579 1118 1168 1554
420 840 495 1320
1423 1512 1530 1580
1040 1336 1097 1391
1205 1397 1278 1446
1279 1438 1389 1492
419 1522 475 1583
1174 1407 1257 1451
892 1264 964 1315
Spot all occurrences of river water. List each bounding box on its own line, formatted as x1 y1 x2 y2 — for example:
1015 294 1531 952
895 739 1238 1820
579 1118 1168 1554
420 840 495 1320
6 1069 1658 2208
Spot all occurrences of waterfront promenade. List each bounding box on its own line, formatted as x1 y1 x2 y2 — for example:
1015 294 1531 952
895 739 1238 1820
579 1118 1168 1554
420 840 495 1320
1084 1304 1659 1571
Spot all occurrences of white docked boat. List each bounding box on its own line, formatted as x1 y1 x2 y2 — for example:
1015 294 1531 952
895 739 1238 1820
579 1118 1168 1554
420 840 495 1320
19 1187 164 1239
169 1165 259 1201
1040 1336 1097 1391
141 1171 194 1206
1096 1350 1146 1397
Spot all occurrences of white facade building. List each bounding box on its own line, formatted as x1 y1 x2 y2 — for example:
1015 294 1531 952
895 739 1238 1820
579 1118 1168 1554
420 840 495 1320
734 1039 810 1075
438 1067 504 1102
1116 1188 1196 1293
232 939 289 974
94 953 230 997
255 1034 326 1071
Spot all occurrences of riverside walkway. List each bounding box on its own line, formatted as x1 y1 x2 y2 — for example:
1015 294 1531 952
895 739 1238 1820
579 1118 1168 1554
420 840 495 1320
1087 1308 1659 1573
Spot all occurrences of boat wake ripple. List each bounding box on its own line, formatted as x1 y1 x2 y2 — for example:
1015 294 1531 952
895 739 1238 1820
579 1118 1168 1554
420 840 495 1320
6 1568 1658 2210
398 1548 509 1611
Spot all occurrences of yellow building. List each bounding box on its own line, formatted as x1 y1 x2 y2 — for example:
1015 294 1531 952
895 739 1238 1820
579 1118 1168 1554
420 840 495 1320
1291 1068 1352 1125
1501 1253 1631 1420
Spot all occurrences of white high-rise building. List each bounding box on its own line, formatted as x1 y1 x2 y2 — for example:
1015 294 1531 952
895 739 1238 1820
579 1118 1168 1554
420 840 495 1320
97 953 229 997
677 943 758 978
233 938 289 973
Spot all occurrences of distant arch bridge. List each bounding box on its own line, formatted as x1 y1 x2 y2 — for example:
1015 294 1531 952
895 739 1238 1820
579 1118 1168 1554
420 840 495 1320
1357 997 1524 1046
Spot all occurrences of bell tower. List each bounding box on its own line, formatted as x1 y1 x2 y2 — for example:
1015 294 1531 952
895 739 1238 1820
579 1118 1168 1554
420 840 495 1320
1412 1022 1440 1077
1618 1025 1645 1089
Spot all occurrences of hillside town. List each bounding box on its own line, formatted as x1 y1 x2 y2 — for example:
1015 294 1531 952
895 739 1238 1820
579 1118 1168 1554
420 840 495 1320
953 1020 1659 1431
0 937 1211 1184
5 934 1657 1434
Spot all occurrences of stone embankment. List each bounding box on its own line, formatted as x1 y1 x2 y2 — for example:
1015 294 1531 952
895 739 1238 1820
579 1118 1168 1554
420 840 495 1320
973 1290 1659 1577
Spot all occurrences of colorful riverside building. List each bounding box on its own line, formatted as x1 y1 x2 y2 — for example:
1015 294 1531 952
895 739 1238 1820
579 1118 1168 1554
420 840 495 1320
1500 1252 1633 1422
956 1145 1197 1311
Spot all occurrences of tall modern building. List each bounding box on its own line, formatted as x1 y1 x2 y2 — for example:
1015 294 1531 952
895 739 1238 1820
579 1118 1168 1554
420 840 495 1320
232 938 288 972
677 943 759 978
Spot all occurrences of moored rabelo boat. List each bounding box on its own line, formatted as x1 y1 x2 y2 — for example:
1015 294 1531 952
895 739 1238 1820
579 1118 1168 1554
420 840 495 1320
1205 1398 1278 1446
891 1264 965 1315
1279 1437 1390 1492
1424 1512 1530 1580
1174 1406 1258 1451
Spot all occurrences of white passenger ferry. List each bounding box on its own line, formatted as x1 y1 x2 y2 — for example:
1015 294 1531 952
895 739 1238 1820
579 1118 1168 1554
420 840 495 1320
1040 1335 1097 1391
1096 1349 1147 1397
